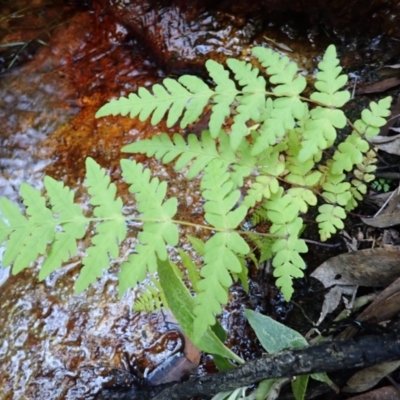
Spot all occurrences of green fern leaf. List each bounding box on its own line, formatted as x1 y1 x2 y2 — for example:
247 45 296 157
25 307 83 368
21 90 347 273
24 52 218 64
310 44 350 107
96 76 213 129
298 107 346 162
330 133 369 174
193 159 250 338
226 58 267 149
251 47 307 155
201 159 248 229
243 148 285 208
316 173 351 241
133 277 169 313
194 231 249 340
206 59 239 137
177 75 215 127
39 177 87 279
75 158 127 292
354 96 392 138
123 130 236 180
264 189 307 300
252 46 307 98
117 159 179 296
0 195 51 274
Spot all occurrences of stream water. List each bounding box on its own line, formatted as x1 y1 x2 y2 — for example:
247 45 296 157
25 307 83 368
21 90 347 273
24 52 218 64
1 1 399 399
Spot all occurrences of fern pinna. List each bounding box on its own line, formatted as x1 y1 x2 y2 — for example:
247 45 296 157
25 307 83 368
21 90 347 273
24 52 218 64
0 45 392 342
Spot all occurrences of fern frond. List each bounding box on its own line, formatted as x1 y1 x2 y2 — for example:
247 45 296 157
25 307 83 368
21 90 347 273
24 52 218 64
247 232 274 264
243 147 285 208
298 45 350 162
316 173 351 241
346 149 377 211
251 47 307 155
226 58 268 149
193 159 250 339
355 96 392 138
310 45 350 108
123 130 236 180
250 206 269 226
118 159 179 296
285 152 321 213
39 177 87 279
252 47 307 98
0 187 57 274
330 133 369 174
206 60 239 137
264 188 307 300
96 76 214 128
194 231 249 340
75 158 127 292
133 278 168 313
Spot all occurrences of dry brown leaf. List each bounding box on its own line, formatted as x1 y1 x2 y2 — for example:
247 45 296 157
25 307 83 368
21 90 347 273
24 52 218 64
361 209 400 228
370 134 400 155
336 276 400 340
347 386 400 400
311 247 400 288
343 361 400 393
357 77 400 94
315 285 356 326
377 64 400 77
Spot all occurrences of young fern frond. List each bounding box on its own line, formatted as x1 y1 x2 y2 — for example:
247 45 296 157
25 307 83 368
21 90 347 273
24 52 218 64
347 150 378 210
133 277 168 313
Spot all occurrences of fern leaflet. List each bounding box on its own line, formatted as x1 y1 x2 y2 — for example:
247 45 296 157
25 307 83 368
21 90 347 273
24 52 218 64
118 159 179 296
265 188 307 300
194 159 249 339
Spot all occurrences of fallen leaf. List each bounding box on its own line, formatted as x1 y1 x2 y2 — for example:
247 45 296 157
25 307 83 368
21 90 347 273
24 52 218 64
377 64 400 77
370 134 400 155
311 247 400 288
357 77 400 94
315 285 354 326
336 276 400 340
361 209 400 228
343 360 400 393
346 386 400 400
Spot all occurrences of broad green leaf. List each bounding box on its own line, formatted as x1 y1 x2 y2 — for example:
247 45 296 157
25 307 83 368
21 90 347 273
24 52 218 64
245 309 307 353
157 257 243 363
292 375 309 400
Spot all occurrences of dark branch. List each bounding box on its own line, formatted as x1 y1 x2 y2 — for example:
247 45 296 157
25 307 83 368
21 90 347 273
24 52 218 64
99 332 400 400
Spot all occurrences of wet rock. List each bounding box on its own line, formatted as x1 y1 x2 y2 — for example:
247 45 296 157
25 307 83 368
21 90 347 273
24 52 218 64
100 0 400 74
98 0 257 74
